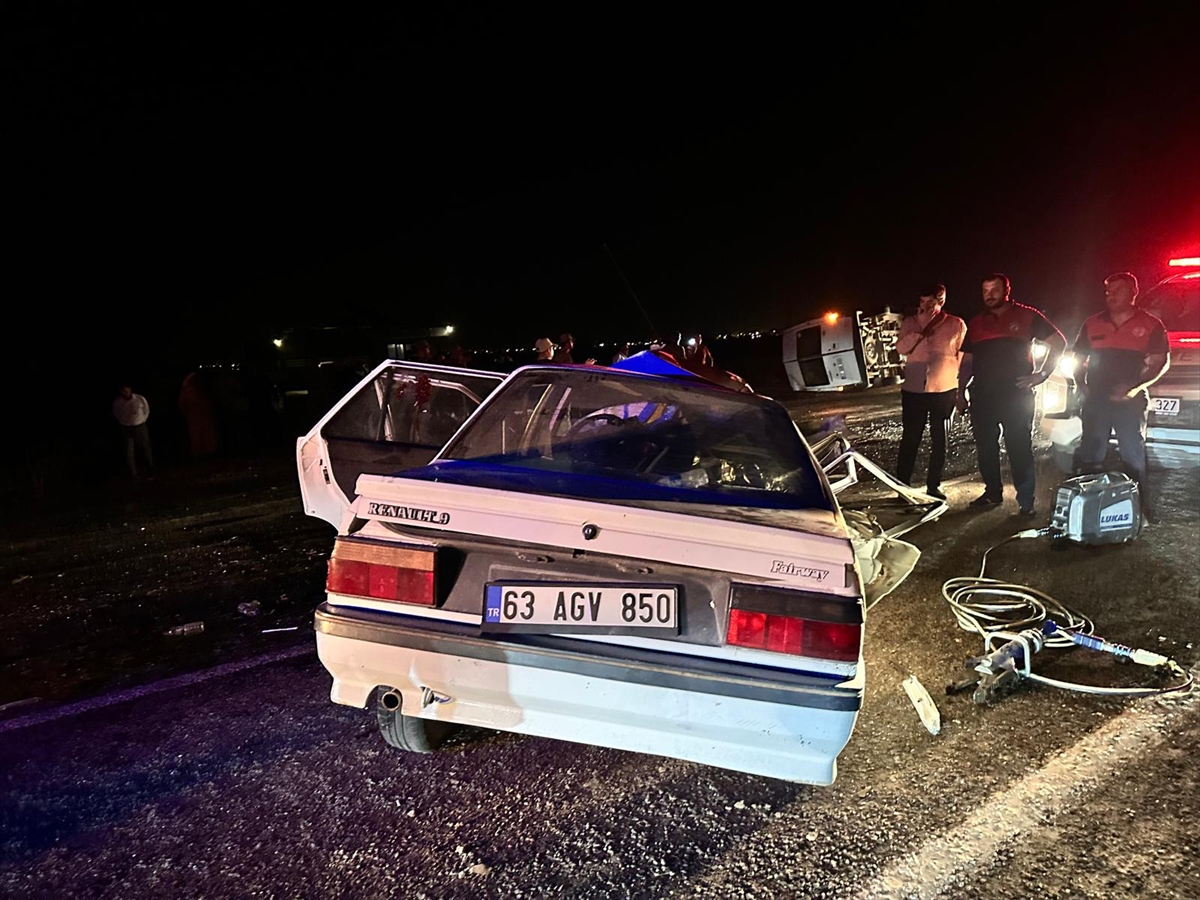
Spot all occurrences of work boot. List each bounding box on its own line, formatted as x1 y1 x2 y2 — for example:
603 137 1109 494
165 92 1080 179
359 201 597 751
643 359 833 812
1016 505 1037 518
925 485 947 501
970 492 1002 508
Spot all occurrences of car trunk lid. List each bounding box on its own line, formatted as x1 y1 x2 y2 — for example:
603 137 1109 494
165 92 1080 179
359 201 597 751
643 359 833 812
352 474 857 595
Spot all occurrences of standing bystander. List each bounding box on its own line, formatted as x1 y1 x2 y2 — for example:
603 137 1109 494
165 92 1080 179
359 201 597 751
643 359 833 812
1071 272 1169 517
958 274 1066 516
895 284 967 500
553 333 578 364
178 372 217 458
113 384 154 478
552 333 596 365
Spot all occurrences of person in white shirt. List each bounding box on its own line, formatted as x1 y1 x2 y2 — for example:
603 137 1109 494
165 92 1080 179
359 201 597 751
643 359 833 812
611 343 631 365
112 385 154 477
894 284 967 500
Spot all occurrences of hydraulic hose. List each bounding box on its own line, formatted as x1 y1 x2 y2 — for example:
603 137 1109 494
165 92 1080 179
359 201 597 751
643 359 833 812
942 531 1193 698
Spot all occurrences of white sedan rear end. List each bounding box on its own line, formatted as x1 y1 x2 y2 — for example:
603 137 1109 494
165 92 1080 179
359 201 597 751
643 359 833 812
299 361 865 784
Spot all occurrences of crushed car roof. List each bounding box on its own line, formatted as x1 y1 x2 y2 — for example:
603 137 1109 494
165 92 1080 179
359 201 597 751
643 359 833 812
603 350 757 394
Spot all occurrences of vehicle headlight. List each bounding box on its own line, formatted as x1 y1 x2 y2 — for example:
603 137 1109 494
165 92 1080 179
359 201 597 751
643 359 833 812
1057 355 1077 378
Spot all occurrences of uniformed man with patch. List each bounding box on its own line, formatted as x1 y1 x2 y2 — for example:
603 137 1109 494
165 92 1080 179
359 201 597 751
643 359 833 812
1071 272 1170 514
957 273 1066 516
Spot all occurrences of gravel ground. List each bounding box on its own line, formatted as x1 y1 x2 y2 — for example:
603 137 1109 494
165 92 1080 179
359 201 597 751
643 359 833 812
0 457 329 705
939 709 1200 900
1 387 1197 899
1 634 1195 898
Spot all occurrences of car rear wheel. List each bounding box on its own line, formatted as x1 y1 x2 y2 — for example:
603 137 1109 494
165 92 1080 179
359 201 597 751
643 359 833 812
375 687 455 753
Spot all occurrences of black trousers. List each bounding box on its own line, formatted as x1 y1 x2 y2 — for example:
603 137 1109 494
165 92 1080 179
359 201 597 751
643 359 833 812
969 389 1036 508
896 389 957 489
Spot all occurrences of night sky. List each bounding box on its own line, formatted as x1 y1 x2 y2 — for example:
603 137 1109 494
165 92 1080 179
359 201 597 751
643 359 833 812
10 5 1200 371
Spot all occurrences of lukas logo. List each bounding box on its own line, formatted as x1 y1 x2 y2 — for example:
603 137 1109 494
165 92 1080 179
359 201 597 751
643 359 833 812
770 560 830 581
1098 499 1133 532
366 502 450 525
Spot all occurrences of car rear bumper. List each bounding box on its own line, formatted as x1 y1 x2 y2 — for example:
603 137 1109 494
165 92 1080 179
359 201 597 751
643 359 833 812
1146 426 1200 467
315 603 861 784
1042 416 1200 471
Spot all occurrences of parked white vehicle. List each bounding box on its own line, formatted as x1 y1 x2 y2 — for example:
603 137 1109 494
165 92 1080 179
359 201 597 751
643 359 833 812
298 357 940 784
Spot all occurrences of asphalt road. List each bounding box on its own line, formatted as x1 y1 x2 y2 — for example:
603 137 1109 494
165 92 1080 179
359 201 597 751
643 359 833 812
2 387 1198 899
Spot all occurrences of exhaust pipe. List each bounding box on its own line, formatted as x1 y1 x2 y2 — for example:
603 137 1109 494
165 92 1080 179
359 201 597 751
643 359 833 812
379 689 402 712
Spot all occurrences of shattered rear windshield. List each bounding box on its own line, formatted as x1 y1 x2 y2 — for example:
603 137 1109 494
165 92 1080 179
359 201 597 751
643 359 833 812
425 369 832 510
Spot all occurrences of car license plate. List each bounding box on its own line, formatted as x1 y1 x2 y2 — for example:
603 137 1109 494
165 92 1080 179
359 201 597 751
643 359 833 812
1153 397 1181 416
482 584 679 634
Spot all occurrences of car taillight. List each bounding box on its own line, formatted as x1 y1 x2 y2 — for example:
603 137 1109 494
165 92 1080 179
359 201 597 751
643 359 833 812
726 585 861 662
327 538 436 606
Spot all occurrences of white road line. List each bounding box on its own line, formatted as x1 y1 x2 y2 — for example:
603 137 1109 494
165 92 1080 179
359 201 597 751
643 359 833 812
0 644 315 735
855 701 1189 900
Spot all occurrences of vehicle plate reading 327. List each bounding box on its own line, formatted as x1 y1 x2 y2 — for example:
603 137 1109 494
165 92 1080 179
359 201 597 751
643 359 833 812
482 584 678 634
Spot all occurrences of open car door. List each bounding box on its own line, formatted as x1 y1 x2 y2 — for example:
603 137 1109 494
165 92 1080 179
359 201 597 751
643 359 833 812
297 361 505 527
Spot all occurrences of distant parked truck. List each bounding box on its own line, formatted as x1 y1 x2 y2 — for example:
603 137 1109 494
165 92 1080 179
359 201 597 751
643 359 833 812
782 310 905 391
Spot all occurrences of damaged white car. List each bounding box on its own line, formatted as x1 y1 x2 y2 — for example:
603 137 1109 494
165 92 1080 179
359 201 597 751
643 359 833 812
297 355 942 784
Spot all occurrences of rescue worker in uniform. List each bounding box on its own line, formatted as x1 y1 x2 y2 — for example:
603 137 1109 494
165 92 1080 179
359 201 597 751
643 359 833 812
1071 272 1169 516
895 283 967 501
958 273 1066 516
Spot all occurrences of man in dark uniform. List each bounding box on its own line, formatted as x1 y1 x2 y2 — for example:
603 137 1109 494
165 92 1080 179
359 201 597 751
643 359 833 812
958 273 1066 516
1072 272 1170 512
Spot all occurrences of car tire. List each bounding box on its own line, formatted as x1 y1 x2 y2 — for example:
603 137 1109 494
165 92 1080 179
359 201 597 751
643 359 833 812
375 687 454 753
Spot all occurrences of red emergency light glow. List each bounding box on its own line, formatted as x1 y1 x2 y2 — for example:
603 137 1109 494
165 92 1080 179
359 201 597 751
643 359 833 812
1181 272 1200 280
1168 332 1200 349
327 539 436 605
1168 257 1200 267
824 312 840 325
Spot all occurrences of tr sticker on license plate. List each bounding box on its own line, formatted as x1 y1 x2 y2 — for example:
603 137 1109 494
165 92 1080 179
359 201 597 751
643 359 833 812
482 584 679 634
1152 397 1180 416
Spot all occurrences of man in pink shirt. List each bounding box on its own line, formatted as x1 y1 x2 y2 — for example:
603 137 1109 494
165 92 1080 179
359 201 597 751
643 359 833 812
895 284 967 500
